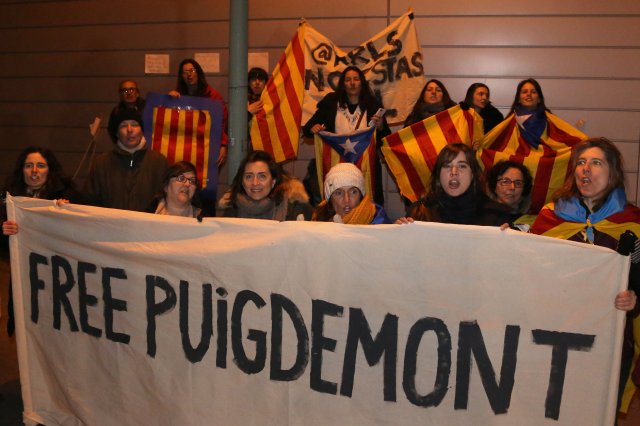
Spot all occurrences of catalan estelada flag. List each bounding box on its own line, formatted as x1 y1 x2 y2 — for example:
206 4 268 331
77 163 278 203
314 127 377 199
477 112 587 214
142 93 223 202
250 24 305 163
381 105 483 202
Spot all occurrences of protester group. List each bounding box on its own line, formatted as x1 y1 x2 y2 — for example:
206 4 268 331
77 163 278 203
2 58 640 418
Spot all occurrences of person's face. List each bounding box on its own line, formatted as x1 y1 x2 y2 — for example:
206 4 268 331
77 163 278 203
472 86 489 109
423 82 444 104
119 81 139 105
518 82 540 109
574 147 610 206
166 171 197 207
242 161 275 201
330 186 363 218
250 78 266 96
23 152 49 191
181 63 199 87
495 167 525 209
117 120 143 148
439 151 473 197
343 70 362 99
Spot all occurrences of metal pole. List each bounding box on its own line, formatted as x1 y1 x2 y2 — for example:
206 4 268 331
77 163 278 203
227 0 249 182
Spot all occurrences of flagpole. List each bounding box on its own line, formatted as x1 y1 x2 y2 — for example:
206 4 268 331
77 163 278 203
227 0 249 181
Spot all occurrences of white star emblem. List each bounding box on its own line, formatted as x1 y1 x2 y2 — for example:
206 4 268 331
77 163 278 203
340 138 358 155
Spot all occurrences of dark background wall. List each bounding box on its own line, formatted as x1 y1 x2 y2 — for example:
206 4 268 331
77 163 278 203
1 0 639 217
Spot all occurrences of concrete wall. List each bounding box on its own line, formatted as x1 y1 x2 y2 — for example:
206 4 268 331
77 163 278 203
1 0 639 218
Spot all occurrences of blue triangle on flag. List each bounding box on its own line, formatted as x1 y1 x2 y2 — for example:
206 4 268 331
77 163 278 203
319 127 375 163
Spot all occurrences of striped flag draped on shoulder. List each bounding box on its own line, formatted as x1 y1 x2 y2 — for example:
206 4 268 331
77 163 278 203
250 23 306 163
381 105 483 202
477 112 587 214
314 127 377 199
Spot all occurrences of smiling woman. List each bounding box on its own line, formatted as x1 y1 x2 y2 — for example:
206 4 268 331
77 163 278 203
218 151 312 221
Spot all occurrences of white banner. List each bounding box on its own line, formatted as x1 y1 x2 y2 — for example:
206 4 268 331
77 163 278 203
7 196 628 426
303 12 426 126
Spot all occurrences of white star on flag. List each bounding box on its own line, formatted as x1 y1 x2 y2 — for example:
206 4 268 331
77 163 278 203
340 138 358 154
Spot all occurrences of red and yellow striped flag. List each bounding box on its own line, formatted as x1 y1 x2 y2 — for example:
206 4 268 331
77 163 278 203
314 130 377 199
381 105 483 202
151 107 212 188
477 112 587 214
250 24 306 163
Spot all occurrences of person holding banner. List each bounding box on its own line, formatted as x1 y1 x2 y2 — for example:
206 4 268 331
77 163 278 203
218 150 312 221
149 161 205 220
2 146 80 336
530 137 640 415
461 83 504 134
302 66 389 206
406 143 486 224
169 58 228 166
312 162 390 224
403 79 456 128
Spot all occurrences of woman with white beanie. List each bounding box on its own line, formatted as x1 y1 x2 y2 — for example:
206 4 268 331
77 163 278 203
311 163 390 224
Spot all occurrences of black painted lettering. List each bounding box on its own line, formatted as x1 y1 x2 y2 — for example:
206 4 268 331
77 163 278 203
179 281 213 363
310 299 343 395
532 329 595 420
386 30 402 56
454 322 520 414
51 255 78 331
77 261 101 338
270 293 309 381
231 290 267 374
403 317 451 407
340 308 398 401
146 275 177 357
29 252 48 324
411 52 424 76
102 267 130 344
216 287 228 368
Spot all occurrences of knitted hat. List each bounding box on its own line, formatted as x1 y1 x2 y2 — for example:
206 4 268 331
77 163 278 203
108 108 144 142
324 163 365 200
248 67 268 82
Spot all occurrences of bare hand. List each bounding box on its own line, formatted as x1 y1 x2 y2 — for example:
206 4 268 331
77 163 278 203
395 217 414 225
311 124 326 134
615 290 637 311
370 114 382 129
248 100 264 115
55 199 70 207
168 90 181 98
2 220 19 235
217 146 228 167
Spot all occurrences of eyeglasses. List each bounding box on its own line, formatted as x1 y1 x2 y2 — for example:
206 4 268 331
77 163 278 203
120 87 138 94
174 175 197 186
497 178 524 188
182 68 197 75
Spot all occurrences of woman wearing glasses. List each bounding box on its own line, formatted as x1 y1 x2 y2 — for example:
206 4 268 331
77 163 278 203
169 58 228 166
150 161 205 219
480 160 533 227
218 150 312 221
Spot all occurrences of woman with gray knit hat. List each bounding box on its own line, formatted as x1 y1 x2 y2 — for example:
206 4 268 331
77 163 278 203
312 163 390 224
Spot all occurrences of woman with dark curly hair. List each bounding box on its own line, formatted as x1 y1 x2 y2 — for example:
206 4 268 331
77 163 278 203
479 160 533 227
403 79 456 127
2 146 80 336
169 58 228 166
149 161 206 219
218 150 312 221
